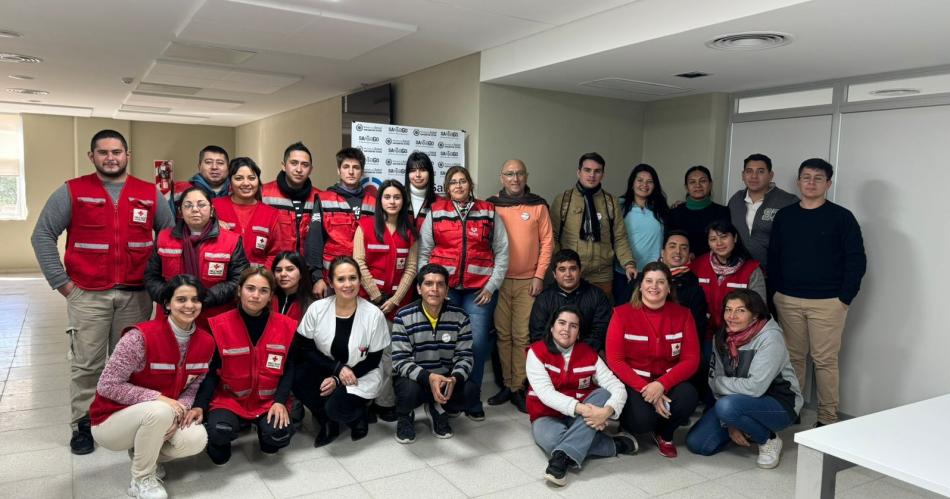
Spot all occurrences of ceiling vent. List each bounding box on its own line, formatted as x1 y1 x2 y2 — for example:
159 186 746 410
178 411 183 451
8 74 34 80
869 88 921 97
706 32 793 51
0 52 43 64
6 88 48 95
136 82 202 95
579 78 690 97
163 41 257 65
675 71 710 79
120 104 172 113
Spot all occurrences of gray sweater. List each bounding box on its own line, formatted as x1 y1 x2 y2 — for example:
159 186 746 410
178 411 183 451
30 181 175 290
709 318 803 418
391 300 473 385
727 185 798 272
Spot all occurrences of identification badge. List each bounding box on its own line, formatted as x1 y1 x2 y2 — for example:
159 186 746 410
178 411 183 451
596 212 603 221
207 262 225 277
442 333 452 343
578 376 591 389
255 235 267 251
468 226 480 238
671 343 681 356
266 353 283 370
396 257 406 269
132 208 148 224
520 211 530 221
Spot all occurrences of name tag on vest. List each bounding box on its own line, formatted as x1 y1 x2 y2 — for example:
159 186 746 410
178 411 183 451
698 278 710 284
208 262 225 277
132 208 148 224
726 283 748 289
266 353 283 370
255 236 267 251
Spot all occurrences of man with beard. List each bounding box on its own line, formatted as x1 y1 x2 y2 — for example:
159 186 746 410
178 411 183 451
31 129 175 455
261 142 320 256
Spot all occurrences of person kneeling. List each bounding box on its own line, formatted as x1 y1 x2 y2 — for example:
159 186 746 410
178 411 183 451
293 256 390 447
89 275 214 499
192 267 298 465
391 264 479 444
527 305 636 487
685 289 802 468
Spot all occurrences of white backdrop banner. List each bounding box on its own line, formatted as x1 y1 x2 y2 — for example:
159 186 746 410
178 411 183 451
351 121 465 195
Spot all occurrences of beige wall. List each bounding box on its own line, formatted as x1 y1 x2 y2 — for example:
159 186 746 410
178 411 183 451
641 93 731 203
234 96 342 190
477 83 645 203
1 115 236 272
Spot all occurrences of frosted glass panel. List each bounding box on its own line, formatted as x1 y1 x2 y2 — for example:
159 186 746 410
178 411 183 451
737 88 833 113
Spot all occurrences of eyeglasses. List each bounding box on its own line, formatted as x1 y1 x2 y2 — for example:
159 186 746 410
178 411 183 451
799 175 828 184
501 171 526 178
448 179 469 186
181 202 210 211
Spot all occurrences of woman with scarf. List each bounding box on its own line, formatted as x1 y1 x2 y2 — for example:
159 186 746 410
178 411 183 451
686 289 801 469
145 186 249 329
405 151 438 229
615 163 670 303
667 165 730 258
293 256 390 446
213 157 281 268
606 261 699 458
419 165 509 420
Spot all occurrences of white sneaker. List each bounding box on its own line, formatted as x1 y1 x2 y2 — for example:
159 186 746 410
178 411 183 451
756 435 783 469
127 474 167 499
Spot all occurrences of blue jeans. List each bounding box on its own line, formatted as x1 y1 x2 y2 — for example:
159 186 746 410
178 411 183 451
448 288 497 413
686 394 794 456
531 388 616 467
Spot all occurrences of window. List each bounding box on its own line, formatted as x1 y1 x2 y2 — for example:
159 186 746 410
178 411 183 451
0 114 26 220
848 73 950 102
737 87 833 114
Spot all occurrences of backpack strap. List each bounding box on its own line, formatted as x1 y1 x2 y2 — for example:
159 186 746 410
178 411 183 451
557 188 573 245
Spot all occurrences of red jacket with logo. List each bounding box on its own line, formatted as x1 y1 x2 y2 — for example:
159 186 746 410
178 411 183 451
260 181 319 255
690 254 761 335
605 302 699 392
428 198 496 290
64 173 157 290
316 187 377 268
526 341 599 422
358 216 414 318
88 319 215 425
207 309 297 419
212 197 281 268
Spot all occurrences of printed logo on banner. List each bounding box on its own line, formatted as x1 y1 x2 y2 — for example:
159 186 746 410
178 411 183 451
358 135 380 143
385 159 392 166
413 129 420 136
356 123 363 131
414 139 435 147
367 157 380 164
388 147 408 154
387 126 409 134
440 130 460 138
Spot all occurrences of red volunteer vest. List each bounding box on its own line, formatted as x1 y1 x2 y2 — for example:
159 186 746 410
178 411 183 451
89 319 215 425
271 296 304 323
154 227 241 327
526 341 600 422
207 309 297 419
428 198 496 289
691 254 761 335
317 187 377 268
260 181 320 255
64 173 157 290
412 202 431 231
213 197 281 267
358 217 414 318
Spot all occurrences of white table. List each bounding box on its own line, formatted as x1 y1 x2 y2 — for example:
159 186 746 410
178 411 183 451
794 394 950 498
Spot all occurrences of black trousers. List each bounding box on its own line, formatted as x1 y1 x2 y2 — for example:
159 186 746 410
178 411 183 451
619 382 699 441
393 376 475 417
293 362 369 425
206 407 294 464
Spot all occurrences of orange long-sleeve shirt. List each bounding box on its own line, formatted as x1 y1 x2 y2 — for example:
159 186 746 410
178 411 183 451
495 203 554 280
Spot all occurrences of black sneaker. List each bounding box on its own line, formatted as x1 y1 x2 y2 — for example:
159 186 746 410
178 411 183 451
487 387 511 406
464 409 486 422
70 417 95 455
372 404 398 423
510 389 527 414
424 404 454 439
544 450 571 486
395 414 416 444
614 434 639 455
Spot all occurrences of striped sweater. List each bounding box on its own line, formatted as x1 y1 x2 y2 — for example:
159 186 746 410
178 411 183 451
391 299 473 384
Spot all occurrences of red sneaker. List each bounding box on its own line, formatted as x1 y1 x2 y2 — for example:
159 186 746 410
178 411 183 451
653 433 678 458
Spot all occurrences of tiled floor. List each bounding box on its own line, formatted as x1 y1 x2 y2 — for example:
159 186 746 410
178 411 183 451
0 275 943 498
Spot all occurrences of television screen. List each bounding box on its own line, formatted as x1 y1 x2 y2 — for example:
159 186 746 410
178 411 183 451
342 83 392 146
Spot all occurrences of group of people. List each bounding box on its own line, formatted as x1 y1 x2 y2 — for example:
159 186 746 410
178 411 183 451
31 129 866 497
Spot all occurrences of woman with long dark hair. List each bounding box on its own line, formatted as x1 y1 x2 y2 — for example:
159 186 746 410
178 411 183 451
614 163 670 303
213 157 282 268
270 251 313 323
404 152 438 229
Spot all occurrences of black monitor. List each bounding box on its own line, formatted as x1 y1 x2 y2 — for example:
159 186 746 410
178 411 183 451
342 83 393 146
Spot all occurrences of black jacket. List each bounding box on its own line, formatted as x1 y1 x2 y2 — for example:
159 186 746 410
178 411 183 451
529 280 612 352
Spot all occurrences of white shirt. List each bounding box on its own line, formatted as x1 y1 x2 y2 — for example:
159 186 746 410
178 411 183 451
744 191 765 235
525 347 627 419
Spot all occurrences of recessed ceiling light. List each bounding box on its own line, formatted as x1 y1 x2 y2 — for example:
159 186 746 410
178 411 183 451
0 52 43 64
7 88 49 95
869 88 921 97
675 71 711 79
8 74 34 80
706 32 793 51
0 30 22 39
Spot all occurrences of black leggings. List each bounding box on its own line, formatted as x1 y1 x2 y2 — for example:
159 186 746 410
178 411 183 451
293 362 369 426
619 383 699 441
206 408 294 464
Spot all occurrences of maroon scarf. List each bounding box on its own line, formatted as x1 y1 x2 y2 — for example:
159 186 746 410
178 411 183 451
726 318 767 368
182 222 214 277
